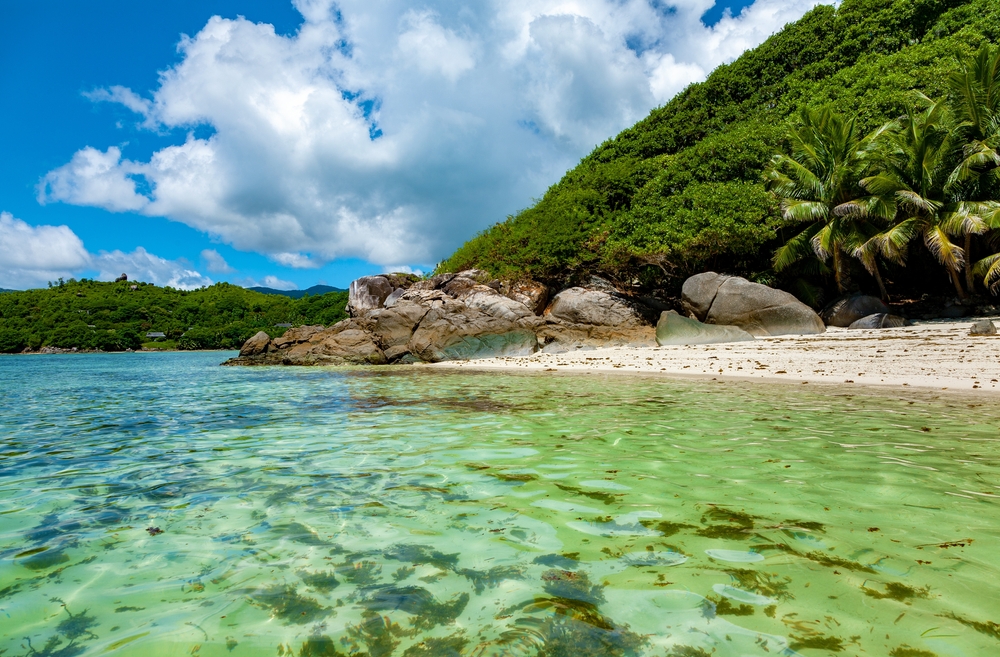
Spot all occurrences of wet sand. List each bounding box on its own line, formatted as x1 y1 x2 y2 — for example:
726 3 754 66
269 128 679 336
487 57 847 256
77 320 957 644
432 319 1000 393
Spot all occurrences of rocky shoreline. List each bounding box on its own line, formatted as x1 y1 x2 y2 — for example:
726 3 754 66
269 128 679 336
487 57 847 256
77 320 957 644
224 269 840 367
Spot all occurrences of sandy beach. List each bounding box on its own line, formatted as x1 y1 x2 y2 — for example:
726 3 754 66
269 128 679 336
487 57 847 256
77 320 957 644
432 318 1000 393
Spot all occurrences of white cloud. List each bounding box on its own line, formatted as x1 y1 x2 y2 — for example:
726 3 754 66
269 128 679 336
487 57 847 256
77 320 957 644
200 249 235 273
42 0 824 267
83 85 153 116
0 212 90 289
92 247 212 290
0 212 212 290
236 275 298 290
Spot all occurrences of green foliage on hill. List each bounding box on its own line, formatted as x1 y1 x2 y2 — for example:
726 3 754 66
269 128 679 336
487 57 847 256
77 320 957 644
0 279 348 353
440 0 1000 296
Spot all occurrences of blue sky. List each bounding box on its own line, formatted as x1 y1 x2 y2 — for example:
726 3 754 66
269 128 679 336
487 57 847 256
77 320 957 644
0 0 802 290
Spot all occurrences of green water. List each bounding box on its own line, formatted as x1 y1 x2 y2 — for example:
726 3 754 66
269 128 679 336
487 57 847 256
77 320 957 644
1 353 999 657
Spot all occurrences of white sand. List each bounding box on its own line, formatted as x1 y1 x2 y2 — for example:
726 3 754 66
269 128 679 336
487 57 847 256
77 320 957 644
431 319 1000 393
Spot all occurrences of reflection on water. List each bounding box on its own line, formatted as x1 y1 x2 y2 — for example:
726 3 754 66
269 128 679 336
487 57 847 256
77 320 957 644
1 352 999 656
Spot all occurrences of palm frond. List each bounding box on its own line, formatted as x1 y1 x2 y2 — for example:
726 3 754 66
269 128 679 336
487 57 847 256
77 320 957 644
923 225 965 270
773 223 822 271
973 253 1000 293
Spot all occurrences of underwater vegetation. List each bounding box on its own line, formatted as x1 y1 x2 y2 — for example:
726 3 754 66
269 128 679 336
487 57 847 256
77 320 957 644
362 586 470 630
298 569 341 593
541 569 605 606
246 584 332 624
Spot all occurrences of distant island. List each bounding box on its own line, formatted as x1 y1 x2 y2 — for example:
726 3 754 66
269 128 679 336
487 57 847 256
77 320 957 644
0 279 347 353
246 284 345 299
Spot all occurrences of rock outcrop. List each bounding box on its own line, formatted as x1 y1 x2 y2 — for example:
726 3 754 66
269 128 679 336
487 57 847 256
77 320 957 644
847 313 911 329
682 273 824 336
227 270 663 366
655 311 754 346
821 295 890 327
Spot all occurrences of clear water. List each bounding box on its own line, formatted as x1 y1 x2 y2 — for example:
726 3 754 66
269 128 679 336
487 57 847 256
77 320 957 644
1 353 999 657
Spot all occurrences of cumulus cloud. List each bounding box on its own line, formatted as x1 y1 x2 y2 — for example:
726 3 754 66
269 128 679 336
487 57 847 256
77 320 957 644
91 248 212 289
0 212 90 289
42 0 823 267
236 275 298 290
0 212 212 290
200 249 234 273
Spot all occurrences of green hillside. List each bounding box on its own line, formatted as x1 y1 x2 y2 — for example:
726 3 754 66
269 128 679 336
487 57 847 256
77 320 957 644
441 0 1000 301
0 279 348 353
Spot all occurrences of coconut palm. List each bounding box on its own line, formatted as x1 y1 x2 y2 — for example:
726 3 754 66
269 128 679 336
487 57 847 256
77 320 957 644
766 106 892 295
860 95 991 299
947 42 1000 290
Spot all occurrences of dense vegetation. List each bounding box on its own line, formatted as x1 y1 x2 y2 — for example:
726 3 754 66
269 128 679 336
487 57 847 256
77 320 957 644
440 0 1000 304
0 279 348 353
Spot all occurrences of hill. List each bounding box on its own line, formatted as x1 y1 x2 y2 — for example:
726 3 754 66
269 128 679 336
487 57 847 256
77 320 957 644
440 0 1000 302
246 284 345 299
0 279 348 353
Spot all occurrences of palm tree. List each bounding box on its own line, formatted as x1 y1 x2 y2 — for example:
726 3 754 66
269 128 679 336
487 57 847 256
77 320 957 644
947 42 1000 291
860 95 991 299
765 106 892 296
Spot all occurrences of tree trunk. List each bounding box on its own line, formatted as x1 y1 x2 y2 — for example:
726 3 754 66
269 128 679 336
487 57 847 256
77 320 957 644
948 265 967 300
833 249 846 294
872 262 888 302
964 232 976 294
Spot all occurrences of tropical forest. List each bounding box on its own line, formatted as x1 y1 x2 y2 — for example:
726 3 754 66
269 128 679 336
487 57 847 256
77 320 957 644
440 0 1000 308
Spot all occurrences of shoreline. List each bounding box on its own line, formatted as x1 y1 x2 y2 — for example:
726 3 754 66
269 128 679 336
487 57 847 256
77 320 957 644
430 318 1000 395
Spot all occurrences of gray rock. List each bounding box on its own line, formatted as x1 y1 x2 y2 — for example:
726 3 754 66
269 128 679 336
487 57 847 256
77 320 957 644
536 323 656 353
383 287 407 308
546 287 646 327
408 300 536 362
821 295 890 327
704 277 825 336
655 311 754 346
239 331 271 357
369 302 430 361
969 319 998 335
504 280 549 315
271 325 326 349
348 276 395 316
847 313 911 329
463 290 534 322
681 272 730 321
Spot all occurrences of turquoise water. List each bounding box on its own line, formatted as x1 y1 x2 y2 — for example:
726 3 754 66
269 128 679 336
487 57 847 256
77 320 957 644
1 353 999 657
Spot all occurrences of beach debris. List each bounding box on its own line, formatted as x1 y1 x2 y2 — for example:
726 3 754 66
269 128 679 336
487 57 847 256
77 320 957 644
969 318 997 335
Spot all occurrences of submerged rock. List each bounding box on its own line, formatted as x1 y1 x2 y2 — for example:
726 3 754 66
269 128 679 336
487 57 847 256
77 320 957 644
656 311 754 346
821 295 889 327
847 313 911 330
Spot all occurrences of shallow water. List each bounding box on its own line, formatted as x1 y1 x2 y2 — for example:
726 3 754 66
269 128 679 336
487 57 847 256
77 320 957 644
1 353 999 657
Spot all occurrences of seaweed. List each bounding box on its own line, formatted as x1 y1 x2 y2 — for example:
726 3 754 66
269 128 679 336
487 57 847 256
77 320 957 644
789 634 844 652
297 570 340 593
710 596 755 616
533 554 579 569
54 605 98 642
362 586 469 629
666 647 712 657
800 551 876 574
392 566 416 582
246 584 332 624
782 519 825 532
113 606 145 613
554 483 621 506
695 507 757 540
488 472 538 482
383 544 459 570
940 612 1000 640
297 634 345 657
889 647 937 657
400 634 468 657
523 610 646 657
457 565 525 594
723 569 792 601
19 548 70 571
861 582 930 602
337 560 383 587
541 570 605 606
637 521 694 537
276 522 333 546
345 610 415 657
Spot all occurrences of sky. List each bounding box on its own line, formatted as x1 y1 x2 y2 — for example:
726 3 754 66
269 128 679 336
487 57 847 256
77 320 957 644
0 0 823 291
